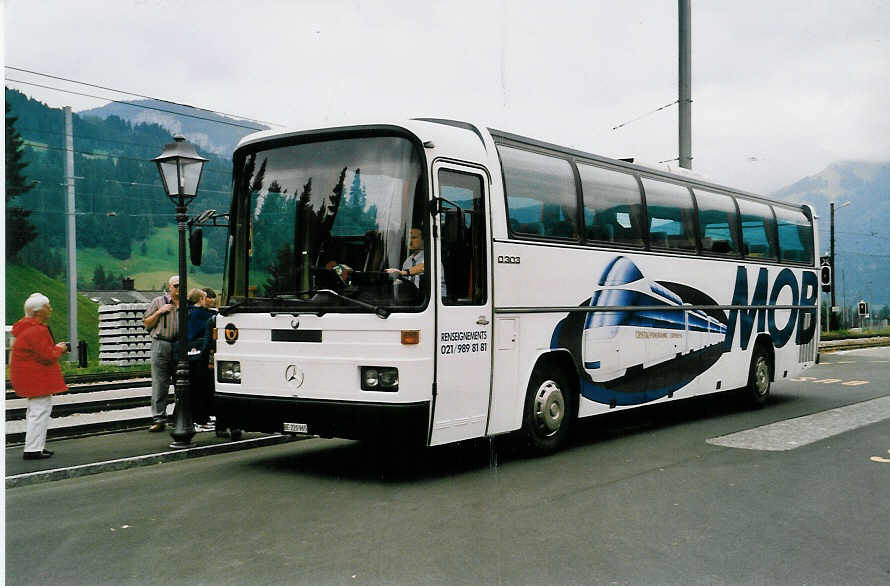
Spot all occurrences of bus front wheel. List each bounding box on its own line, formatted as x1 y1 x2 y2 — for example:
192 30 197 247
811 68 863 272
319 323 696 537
520 369 574 455
745 347 772 407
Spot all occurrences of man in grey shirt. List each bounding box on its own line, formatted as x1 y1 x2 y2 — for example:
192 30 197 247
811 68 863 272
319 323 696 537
385 227 425 286
143 275 180 432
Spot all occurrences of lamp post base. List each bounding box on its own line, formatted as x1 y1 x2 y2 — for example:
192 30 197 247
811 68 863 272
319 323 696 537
168 358 196 448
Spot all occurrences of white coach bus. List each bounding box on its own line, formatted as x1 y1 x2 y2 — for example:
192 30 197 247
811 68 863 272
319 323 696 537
209 119 820 453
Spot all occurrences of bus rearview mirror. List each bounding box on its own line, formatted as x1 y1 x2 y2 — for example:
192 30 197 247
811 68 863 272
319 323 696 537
189 227 204 266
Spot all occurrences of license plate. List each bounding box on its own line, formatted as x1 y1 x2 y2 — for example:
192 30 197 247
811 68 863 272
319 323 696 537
283 422 308 434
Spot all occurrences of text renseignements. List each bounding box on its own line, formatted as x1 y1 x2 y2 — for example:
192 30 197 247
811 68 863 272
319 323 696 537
440 329 488 355
440 330 488 342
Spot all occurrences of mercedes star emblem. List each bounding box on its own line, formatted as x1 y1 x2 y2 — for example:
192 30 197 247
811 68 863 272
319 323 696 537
285 364 304 388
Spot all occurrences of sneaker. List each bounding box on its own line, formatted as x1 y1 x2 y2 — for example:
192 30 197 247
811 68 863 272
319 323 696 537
23 449 54 460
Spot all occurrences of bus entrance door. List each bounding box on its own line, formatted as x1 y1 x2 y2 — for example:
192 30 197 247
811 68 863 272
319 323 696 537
430 164 492 445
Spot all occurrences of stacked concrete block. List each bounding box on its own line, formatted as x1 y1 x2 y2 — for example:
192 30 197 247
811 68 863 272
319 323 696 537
98 303 152 365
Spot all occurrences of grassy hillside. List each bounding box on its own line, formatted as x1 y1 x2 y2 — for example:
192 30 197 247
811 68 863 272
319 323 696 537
71 225 225 292
6 263 100 364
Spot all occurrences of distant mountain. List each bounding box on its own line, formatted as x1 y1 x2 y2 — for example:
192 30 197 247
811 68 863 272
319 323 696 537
78 99 269 157
772 161 890 306
6 87 232 278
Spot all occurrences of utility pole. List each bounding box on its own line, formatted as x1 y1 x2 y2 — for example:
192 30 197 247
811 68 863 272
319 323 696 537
829 200 851 330
64 106 79 363
678 0 692 169
830 201 836 314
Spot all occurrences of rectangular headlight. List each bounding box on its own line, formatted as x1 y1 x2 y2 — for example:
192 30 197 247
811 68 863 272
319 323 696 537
217 360 241 384
360 366 398 392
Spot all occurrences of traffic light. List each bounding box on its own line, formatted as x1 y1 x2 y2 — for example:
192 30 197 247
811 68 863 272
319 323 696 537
819 256 832 292
857 301 868 316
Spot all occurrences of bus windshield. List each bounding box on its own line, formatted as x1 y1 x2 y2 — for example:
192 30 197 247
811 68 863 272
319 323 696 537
226 134 428 313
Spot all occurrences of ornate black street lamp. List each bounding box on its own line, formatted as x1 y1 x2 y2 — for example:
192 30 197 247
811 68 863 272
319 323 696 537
153 136 207 448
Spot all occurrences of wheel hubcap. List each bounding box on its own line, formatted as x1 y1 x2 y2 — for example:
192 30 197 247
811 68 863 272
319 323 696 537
533 380 565 437
755 358 769 395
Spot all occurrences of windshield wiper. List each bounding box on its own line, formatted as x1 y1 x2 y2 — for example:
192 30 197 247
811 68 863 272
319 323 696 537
312 289 390 318
219 297 259 316
220 295 310 316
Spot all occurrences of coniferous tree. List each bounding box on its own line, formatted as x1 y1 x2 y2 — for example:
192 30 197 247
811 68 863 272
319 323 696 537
5 102 38 257
92 265 107 289
347 168 367 209
5 87 240 277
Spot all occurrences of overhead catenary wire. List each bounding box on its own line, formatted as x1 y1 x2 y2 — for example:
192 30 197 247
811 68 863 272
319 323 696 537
7 78 267 132
22 209 180 218
20 140 232 176
611 100 680 131
15 125 201 153
22 184 231 206
5 66 283 129
836 250 890 258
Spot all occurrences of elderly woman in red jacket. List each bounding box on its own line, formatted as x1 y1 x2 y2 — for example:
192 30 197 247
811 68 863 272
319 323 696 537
9 292 69 460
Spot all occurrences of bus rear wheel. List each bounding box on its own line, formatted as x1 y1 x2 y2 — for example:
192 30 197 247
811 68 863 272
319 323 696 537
745 347 772 407
521 369 574 455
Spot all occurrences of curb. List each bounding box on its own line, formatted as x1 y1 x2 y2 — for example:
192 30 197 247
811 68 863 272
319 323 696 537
819 337 890 353
6 434 303 489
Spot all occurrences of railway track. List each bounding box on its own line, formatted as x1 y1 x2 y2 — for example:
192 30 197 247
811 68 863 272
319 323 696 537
5 376 159 445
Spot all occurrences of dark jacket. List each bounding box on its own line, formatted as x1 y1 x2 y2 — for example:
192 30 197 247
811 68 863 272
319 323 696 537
187 305 215 352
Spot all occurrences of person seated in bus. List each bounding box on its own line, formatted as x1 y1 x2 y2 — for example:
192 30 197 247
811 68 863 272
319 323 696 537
385 227 424 287
323 260 353 284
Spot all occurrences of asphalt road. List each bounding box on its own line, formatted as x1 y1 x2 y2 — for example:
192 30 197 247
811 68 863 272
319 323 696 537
6 347 890 585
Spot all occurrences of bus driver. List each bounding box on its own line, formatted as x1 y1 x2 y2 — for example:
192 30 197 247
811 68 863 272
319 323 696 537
385 227 424 286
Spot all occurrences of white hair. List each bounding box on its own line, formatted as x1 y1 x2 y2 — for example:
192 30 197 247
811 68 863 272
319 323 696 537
24 293 50 317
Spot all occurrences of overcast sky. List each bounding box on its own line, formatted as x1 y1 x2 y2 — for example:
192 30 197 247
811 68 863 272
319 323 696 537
4 0 889 194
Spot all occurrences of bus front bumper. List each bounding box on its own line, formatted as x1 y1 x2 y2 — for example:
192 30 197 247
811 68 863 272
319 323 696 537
214 392 430 443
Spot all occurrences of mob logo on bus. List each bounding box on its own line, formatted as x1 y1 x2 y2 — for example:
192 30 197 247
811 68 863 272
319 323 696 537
550 256 818 409
724 266 818 351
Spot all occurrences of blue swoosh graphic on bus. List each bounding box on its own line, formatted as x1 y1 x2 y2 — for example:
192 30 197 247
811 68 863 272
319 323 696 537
551 256 728 407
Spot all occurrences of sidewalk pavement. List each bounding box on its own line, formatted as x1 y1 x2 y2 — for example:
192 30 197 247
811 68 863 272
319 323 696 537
5 427 301 489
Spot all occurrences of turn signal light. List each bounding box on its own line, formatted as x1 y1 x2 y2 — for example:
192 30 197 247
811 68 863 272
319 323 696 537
401 330 420 345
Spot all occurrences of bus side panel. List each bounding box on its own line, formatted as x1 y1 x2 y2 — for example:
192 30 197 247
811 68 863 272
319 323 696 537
490 242 819 429
488 316 522 435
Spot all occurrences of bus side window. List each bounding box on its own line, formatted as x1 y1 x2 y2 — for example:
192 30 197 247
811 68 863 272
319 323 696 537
693 188 740 255
498 145 578 240
577 163 644 247
774 206 814 264
737 198 778 260
641 178 696 251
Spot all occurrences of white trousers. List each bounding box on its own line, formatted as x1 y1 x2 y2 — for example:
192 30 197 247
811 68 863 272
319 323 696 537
24 395 53 453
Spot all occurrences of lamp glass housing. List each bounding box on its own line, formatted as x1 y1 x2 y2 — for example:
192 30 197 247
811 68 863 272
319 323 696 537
153 136 207 200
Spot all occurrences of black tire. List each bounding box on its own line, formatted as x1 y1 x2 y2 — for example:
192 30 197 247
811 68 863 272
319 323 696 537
745 346 772 407
520 368 575 455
